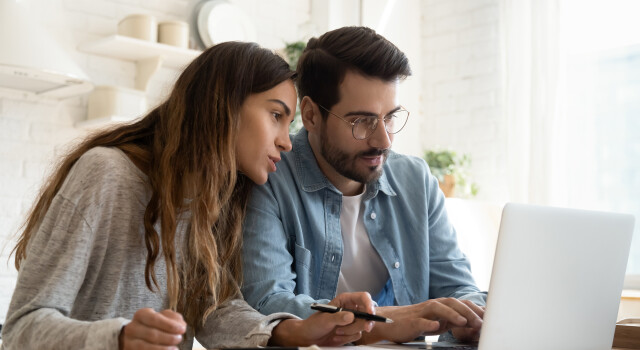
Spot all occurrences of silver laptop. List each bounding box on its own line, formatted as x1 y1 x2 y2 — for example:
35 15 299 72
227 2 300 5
430 203 635 350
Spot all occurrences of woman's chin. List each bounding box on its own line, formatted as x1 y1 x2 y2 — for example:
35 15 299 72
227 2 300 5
247 173 268 185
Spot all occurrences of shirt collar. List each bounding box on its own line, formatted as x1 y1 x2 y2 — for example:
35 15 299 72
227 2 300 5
369 167 397 198
292 129 397 197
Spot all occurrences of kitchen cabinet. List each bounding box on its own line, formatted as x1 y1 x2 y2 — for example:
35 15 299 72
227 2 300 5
76 35 201 128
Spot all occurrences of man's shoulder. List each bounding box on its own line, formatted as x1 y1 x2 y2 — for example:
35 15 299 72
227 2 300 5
268 149 298 183
384 151 430 174
266 135 319 189
378 151 435 197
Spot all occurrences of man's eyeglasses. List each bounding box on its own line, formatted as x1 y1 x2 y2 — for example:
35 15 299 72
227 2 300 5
317 104 410 140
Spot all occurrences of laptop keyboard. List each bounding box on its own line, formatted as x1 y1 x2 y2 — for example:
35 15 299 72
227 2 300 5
425 342 478 350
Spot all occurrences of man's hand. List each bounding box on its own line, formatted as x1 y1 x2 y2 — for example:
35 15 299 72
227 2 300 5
451 303 485 342
119 308 187 350
269 292 376 346
356 298 484 344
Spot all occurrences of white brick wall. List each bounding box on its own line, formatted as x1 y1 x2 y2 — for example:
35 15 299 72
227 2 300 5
420 0 507 201
0 0 310 324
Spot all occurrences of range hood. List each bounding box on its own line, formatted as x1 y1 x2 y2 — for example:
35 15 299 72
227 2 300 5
0 0 93 99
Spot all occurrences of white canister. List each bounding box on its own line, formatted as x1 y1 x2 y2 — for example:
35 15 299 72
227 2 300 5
158 20 189 48
118 14 157 42
87 85 147 121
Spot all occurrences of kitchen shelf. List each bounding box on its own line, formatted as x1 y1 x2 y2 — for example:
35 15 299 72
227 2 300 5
78 35 200 69
77 35 201 90
75 35 201 129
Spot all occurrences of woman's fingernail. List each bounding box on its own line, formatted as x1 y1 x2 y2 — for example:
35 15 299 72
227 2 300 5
335 329 345 335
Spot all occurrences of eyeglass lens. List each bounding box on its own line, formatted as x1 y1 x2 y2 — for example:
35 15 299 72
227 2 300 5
353 110 409 140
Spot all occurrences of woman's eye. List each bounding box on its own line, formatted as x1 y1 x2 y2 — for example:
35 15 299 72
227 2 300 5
271 112 282 119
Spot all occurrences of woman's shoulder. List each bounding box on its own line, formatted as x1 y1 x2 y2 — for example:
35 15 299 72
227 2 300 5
75 146 145 180
76 147 142 175
59 147 149 204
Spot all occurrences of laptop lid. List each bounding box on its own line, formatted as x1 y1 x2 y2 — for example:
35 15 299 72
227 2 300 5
478 203 635 350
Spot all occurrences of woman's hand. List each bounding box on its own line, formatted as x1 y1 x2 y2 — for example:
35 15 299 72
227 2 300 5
270 292 376 346
119 308 187 350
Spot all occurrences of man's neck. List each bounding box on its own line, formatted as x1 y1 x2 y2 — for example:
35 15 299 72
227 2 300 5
334 177 365 196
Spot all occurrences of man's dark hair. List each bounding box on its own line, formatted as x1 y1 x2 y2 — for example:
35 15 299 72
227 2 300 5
296 26 412 117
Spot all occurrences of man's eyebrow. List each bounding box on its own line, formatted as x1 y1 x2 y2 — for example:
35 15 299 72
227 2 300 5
344 106 402 118
267 99 292 116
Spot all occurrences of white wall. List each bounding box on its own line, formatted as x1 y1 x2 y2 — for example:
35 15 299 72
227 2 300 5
362 0 424 157
0 0 310 324
420 0 506 202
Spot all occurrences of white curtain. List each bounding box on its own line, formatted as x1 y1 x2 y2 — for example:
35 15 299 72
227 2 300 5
500 0 565 205
500 0 640 284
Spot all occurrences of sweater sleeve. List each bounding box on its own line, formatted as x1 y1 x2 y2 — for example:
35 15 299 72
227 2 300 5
195 298 298 349
1 195 127 350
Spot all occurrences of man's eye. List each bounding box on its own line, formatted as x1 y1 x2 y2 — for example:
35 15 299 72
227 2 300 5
353 116 373 123
356 117 377 126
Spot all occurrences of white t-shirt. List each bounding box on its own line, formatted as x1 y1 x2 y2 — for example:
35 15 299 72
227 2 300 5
336 190 389 297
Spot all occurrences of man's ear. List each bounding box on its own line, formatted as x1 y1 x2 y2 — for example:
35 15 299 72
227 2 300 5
300 96 321 133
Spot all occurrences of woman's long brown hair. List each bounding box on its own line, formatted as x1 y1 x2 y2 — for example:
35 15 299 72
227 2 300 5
11 41 295 330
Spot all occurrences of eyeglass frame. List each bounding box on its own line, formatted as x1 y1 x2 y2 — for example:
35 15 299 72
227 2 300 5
315 103 410 140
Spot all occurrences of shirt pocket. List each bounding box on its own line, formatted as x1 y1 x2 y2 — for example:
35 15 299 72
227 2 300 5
294 243 312 270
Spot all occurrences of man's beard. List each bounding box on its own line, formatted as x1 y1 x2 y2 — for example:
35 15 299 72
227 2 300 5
320 124 388 184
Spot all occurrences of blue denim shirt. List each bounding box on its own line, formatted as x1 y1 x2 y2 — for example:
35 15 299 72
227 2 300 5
242 129 486 318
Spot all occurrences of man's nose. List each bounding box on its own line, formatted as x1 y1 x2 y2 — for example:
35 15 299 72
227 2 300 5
368 119 392 150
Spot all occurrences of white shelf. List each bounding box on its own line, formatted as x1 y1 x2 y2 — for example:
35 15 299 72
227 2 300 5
78 35 201 70
0 66 94 101
76 35 202 129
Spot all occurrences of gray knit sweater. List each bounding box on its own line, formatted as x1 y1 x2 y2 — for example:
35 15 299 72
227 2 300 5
1 147 293 350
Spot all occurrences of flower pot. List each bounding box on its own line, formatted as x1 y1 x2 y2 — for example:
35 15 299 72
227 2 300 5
439 174 455 198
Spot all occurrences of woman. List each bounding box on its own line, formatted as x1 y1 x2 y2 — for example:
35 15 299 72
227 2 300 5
1 42 374 350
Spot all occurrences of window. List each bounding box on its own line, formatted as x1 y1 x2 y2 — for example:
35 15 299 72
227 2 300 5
561 0 640 287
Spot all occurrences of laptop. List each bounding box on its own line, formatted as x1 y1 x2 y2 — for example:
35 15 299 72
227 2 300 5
430 202 635 350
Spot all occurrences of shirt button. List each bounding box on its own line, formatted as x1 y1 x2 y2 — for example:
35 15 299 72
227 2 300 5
331 255 335 262
394 261 400 269
370 212 377 219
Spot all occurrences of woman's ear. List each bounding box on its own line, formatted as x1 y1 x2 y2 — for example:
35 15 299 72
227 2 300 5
300 96 320 133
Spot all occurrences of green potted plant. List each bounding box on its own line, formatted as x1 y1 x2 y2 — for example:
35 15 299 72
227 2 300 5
422 149 478 198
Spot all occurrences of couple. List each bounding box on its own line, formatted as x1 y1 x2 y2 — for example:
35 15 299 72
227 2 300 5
1 26 485 350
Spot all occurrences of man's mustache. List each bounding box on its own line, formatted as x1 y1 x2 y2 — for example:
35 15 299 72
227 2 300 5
358 148 389 157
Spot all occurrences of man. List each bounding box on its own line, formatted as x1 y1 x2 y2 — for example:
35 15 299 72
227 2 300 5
242 26 486 343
